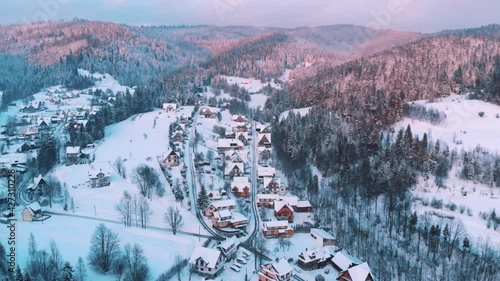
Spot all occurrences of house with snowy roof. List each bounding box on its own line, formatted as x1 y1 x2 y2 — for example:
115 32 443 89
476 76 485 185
256 194 280 208
232 114 246 123
216 236 240 261
224 162 244 177
218 138 244 153
263 177 285 195
234 121 247 132
211 210 248 229
259 147 272 160
258 133 272 148
297 246 334 271
236 131 249 143
204 199 236 217
258 258 294 281
274 201 294 223
170 131 185 143
262 220 294 238
201 107 216 118
162 103 177 114
231 176 250 197
311 228 337 247
161 149 180 168
66 146 81 165
331 249 364 272
22 202 43 222
189 246 224 278
337 262 376 281
88 169 110 188
258 166 275 179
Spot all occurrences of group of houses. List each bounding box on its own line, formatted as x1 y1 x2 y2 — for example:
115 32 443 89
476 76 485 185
203 199 248 229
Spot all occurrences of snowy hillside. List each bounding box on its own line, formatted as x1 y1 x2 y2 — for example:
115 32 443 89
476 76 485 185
395 94 500 153
279 107 312 121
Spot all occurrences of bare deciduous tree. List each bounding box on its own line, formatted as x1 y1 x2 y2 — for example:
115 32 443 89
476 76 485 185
137 196 153 229
124 243 149 281
132 164 162 200
164 206 184 235
115 192 133 227
88 223 121 273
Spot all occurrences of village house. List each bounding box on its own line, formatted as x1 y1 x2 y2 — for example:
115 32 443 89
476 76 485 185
17 126 39 138
201 107 216 118
207 189 227 201
27 175 47 199
162 103 177 113
258 147 272 160
216 236 240 262
162 149 180 167
171 131 185 143
263 177 285 195
234 122 247 132
22 202 43 222
218 138 244 153
224 130 236 139
258 258 294 281
88 169 110 188
331 249 364 273
311 228 337 247
224 162 244 177
297 247 333 271
179 114 191 124
258 133 272 148
222 102 231 109
66 146 81 165
274 201 294 223
236 131 249 143
232 114 246 123
337 262 375 281
258 166 275 179
204 199 236 217
256 194 280 208
37 117 52 129
212 209 248 229
189 246 224 278
231 176 250 197
225 150 247 163
256 124 271 134
262 220 294 238
295 200 313 212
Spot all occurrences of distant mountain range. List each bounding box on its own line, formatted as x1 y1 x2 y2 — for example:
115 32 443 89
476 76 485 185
0 19 499 120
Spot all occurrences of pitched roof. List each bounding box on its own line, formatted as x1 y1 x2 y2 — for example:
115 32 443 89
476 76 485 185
346 262 374 281
274 200 293 213
66 146 80 154
213 209 232 220
332 249 364 272
225 162 244 175
272 258 294 276
210 199 236 209
258 166 275 177
231 177 249 192
162 149 179 160
298 247 333 264
263 177 280 189
257 194 280 201
218 138 243 149
262 220 289 230
311 228 336 240
26 202 42 215
189 246 221 269
258 133 271 144
297 200 312 208
217 236 239 253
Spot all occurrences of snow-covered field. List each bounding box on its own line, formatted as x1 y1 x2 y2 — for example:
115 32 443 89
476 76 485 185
395 94 500 245
1 215 202 280
279 107 312 121
78 69 135 94
395 94 500 153
223 76 281 93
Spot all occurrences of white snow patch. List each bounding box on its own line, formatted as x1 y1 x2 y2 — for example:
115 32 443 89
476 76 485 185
279 107 312 121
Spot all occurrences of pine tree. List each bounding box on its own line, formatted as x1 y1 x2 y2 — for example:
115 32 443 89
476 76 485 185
16 266 23 281
197 185 209 210
60 262 73 281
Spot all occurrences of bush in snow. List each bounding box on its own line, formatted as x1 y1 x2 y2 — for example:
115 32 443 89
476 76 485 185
430 198 443 209
459 204 466 214
315 274 326 281
478 111 485 117
497 113 500 118
449 202 457 211
422 198 429 206
467 208 473 216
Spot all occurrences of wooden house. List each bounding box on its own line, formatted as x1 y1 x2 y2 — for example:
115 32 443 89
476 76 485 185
258 133 272 148
256 194 279 208
224 162 244 177
297 247 333 271
231 176 250 197
204 199 236 217
274 201 294 223
216 236 240 261
22 202 43 222
189 246 224 278
232 114 246 123
88 169 110 188
212 210 248 229
162 103 177 113
66 146 81 165
171 131 185 143
258 258 294 281
162 149 180 167
263 177 285 195
202 107 216 118
311 228 337 247
337 262 375 281
262 220 294 238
